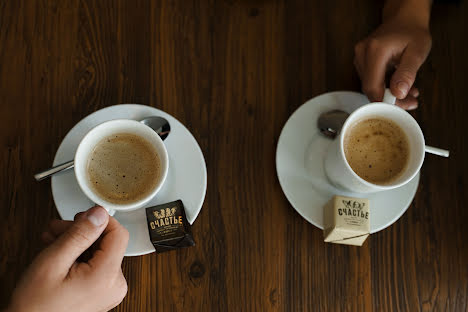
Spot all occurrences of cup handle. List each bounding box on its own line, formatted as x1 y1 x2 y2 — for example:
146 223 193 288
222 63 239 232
383 88 396 105
105 208 116 216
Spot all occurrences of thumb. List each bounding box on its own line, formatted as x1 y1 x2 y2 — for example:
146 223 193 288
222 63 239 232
390 45 428 99
40 206 109 274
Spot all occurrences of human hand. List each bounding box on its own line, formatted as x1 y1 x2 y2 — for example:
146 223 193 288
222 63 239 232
354 5 432 110
7 206 129 312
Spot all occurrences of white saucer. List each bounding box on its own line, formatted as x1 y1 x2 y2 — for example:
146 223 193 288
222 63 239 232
51 104 207 256
276 91 419 233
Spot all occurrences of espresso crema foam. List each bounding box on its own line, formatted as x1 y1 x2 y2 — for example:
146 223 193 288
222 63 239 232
87 133 161 204
344 117 409 184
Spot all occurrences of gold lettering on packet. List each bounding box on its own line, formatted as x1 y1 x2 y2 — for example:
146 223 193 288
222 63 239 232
145 200 196 253
149 206 182 229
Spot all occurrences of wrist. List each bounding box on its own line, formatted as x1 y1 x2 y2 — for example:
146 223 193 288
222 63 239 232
383 0 432 29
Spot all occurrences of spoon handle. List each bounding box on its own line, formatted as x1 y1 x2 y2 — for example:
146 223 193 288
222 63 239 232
34 160 75 181
425 145 450 157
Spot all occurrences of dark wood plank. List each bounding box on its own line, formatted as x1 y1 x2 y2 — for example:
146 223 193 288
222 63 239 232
1 0 467 311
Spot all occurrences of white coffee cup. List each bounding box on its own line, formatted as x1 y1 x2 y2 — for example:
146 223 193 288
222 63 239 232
324 89 425 193
74 119 169 215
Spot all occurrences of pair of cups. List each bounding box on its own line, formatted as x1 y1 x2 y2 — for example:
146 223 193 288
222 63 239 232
74 120 169 215
325 89 425 193
75 89 423 214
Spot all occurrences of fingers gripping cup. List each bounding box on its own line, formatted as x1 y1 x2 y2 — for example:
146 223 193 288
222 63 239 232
325 89 425 193
74 120 169 215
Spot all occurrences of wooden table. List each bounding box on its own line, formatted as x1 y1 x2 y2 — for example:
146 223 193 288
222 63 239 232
1 1 467 311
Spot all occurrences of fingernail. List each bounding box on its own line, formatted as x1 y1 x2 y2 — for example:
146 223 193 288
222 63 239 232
397 82 409 97
87 207 108 226
407 104 418 110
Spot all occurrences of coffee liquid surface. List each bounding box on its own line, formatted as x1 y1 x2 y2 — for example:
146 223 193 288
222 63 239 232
344 118 409 184
87 133 161 204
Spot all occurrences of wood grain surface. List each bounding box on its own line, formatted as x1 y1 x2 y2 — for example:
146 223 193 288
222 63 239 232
1 0 467 311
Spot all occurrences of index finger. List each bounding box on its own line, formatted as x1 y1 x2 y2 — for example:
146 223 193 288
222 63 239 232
361 39 392 102
88 216 129 270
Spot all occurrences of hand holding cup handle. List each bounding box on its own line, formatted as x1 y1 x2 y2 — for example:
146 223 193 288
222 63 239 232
7 206 129 312
382 88 449 158
383 89 397 105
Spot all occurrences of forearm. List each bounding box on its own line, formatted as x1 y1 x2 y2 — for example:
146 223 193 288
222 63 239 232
383 0 432 28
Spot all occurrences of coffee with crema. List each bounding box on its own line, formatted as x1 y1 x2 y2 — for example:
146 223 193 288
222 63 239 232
343 117 409 184
86 133 161 204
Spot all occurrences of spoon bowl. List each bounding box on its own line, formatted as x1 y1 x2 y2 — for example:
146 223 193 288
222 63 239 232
140 116 171 141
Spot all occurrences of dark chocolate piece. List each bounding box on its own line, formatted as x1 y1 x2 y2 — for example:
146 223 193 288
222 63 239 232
145 200 195 253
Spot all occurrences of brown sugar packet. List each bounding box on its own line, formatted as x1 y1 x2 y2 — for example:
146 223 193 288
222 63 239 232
145 200 195 253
